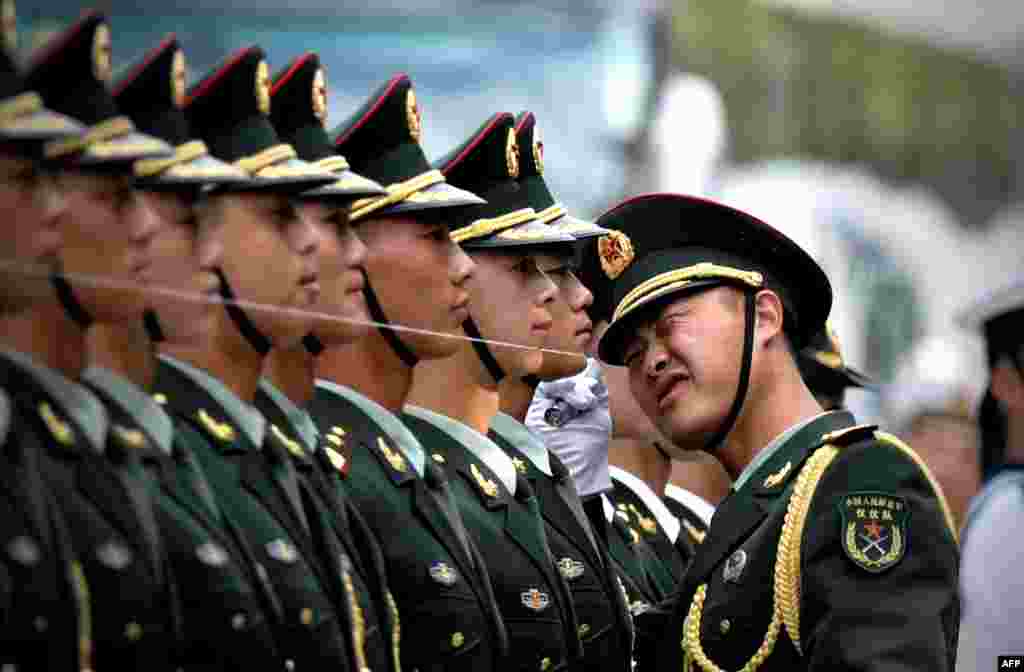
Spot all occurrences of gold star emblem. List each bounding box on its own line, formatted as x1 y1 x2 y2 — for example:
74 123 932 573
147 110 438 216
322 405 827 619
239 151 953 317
378 437 406 473
471 463 498 498
512 457 527 474
38 402 74 446
763 461 792 489
197 409 235 443
598 230 634 280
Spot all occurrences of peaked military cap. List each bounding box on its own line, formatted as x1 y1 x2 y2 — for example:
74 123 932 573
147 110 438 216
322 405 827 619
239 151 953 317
596 193 832 365
798 323 872 392
25 11 171 165
514 111 609 241
185 45 335 192
269 53 384 201
112 35 247 188
958 276 1024 366
0 41 82 146
331 73 483 221
434 112 574 250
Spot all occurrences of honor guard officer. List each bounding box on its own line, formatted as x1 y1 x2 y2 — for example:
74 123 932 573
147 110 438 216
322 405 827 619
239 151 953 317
11 12 185 671
484 110 634 672
594 194 960 672
261 52 402 672
100 35 292 670
0 13 88 669
957 277 1024 672
403 111 584 672
796 324 872 411
308 73 511 672
152 45 376 671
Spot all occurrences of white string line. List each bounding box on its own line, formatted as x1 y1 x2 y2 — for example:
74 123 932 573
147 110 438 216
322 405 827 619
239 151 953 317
0 260 589 359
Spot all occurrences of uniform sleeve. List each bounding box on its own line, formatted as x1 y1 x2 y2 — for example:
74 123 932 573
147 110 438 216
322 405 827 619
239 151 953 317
960 482 1024 672
798 438 960 672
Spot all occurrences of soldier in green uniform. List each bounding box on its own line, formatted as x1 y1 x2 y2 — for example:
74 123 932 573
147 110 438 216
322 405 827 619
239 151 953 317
796 323 872 411
0 12 89 668
3 12 189 670
484 110 634 672
81 35 292 670
259 52 402 672
592 193 959 671
151 44 376 671
308 73 510 672
403 111 584 672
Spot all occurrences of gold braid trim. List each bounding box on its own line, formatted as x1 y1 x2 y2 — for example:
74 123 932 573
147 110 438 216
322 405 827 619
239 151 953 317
45 116 134 159
450 207 537 244
313 155 350 172
233 144 296 175
134 140 209 177
386 590 401 672
682 444 842 670
70 560 94 672
612 263 764 325
875 431 959 544
0 91 42 124
342 568 371 672
536 203 568 225
349 169 446 222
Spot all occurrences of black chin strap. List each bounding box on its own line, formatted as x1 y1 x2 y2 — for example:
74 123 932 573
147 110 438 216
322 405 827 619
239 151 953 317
216 268 272 356
143 309 165 343
706 289 757 452
50 274 93 329
463 317 506 384
361 270 419 368
302 333 324 356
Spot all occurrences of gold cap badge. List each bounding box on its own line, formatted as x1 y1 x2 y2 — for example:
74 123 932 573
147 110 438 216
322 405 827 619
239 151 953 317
171 49 187 109
505 127 519 179
532 123 543 175
598 230 634 280
312 68 328 123
255 60 271 115
92 23 112 84
406 88 421 142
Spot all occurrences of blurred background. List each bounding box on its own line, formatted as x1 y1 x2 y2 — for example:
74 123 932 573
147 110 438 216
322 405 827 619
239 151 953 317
20 0 1022 529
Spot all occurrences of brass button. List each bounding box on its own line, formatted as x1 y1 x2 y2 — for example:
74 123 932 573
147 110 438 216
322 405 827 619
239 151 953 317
124 622 143 641
33 616 48 632
719 618 731 635
578 623 591 638
451 631 464 648
540 657 552 671
300 607 314 625
231 613 247 631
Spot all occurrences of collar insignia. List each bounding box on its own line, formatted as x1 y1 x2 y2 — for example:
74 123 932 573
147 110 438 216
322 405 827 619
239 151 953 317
325 445 348 476
598 230 634 280
683 520 706 544
431 452 446 464
629 504 658 534
763 461 792 489
197 409 235 443
378 436 407 473
112 424 146 449
471 462 499 498
428 560 459 586
557 557 585 581
38 402 75 446
628 527 641 546
271 424 305 458
512 457 527 474
520 588 550 612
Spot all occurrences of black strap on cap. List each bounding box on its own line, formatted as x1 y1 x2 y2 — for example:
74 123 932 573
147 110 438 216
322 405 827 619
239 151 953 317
361 270 419 368
302 333 324 356
143 309 166 343
216 268 272 356
463 317 505 384
706 288 757 453
50 275 93 328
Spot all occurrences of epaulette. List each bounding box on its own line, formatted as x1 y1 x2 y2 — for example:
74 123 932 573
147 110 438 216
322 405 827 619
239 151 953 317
874 430 959 543
818 423 878 448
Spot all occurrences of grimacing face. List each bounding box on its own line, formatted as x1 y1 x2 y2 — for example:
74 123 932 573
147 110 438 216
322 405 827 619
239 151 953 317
465 250 558 379
357 213 474 360
302 201 370 347
623 287 748 452
53 170 160 325
0 152 64 312
536 259 594 381
214 193 320 350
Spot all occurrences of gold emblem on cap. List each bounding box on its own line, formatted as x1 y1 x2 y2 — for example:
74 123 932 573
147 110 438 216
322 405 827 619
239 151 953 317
598 230 634 280
406 88 421 142
532 123 543 175
171 49 187 109
1 0 16 52
312 68 328 124
92 23 112 84
505 127 519 179
255 60 271 115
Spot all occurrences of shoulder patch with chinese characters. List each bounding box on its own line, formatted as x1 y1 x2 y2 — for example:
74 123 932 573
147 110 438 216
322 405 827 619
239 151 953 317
838 491 908 573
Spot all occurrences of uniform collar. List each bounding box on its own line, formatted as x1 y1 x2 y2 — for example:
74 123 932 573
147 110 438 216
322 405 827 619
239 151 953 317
732 411 830 492
258 378 319 452
608 465 681 543
0 347 107 453
315 379 425 476
405 404 517 495
490 411 552 476
663 483 715 526
159 354 265 447
82 365 173 455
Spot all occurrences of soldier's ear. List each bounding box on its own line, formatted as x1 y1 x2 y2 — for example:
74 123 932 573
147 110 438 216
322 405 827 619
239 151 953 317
991 355 1024 413
752 288 784 351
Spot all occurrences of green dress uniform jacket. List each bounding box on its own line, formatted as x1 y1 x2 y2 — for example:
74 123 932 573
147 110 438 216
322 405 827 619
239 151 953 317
488 415 633 672
403 406 582 672
0 388 87 671
0 351 178 671
308 382 509 672
153 359 364 671
83 367 283 671
636 410 960 672
254 384 399 672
